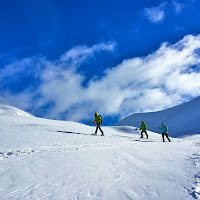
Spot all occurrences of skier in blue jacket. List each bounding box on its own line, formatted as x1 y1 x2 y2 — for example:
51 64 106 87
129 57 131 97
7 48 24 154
158 123 171 142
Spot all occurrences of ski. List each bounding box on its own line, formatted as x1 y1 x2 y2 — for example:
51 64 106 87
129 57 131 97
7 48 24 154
91 133 104 136
57 131 105 136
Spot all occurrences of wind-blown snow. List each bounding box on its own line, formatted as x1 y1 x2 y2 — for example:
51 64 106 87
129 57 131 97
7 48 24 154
0 97 32 117
115 96 200 137
0 98 200 199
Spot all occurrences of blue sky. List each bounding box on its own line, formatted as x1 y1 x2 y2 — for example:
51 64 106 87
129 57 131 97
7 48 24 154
1 0 200 125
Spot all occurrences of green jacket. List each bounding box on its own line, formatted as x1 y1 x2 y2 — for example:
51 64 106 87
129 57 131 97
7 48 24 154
94 113 102 125
140 123 147 131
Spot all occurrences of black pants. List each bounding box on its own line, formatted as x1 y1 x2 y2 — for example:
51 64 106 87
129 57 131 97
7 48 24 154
95 124 104 135
141 130 148 139
162 133 171 142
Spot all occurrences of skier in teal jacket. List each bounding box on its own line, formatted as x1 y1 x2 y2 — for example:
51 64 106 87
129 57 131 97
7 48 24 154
139 121 148 139
158 122 171 142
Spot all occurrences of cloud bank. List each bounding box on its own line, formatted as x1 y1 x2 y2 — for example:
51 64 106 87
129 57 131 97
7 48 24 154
1 35 200 123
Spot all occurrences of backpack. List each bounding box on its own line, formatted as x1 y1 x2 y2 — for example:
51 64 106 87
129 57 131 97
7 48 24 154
99 115 103 124
164 125 168 133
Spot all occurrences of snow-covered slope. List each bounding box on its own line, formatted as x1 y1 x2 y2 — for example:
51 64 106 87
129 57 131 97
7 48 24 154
0 98 200 199
115 96 200 137
0 97 32 117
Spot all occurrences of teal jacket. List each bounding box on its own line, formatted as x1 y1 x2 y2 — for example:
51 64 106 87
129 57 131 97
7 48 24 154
160 123 168 133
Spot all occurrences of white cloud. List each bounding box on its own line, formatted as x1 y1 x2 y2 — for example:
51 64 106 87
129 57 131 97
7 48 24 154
172 1 185 14
59 42 116 68
174 26 185 31
143 1 187 23
2 35 200 122
144 2 168 23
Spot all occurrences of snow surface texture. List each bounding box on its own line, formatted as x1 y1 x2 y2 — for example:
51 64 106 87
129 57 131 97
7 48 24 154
115 96 200 137
0 97 200 200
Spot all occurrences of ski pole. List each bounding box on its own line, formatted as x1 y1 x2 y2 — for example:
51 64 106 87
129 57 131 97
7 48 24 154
136 128 141 135
89 120 95 125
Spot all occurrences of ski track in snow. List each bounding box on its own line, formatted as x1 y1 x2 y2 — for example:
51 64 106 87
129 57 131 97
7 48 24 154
188 141 200 199
0 122 175 161
0 142 137 160
0 130 181 162
0 134 166 161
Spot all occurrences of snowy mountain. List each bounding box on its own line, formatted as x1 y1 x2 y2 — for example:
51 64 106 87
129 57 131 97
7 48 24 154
0 97 32 117
0 98 200 199
115 96 200 137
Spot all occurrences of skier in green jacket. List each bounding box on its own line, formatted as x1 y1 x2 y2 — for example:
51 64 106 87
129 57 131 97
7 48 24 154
92 112 104 136
158 122 171 142
139 121 148 139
